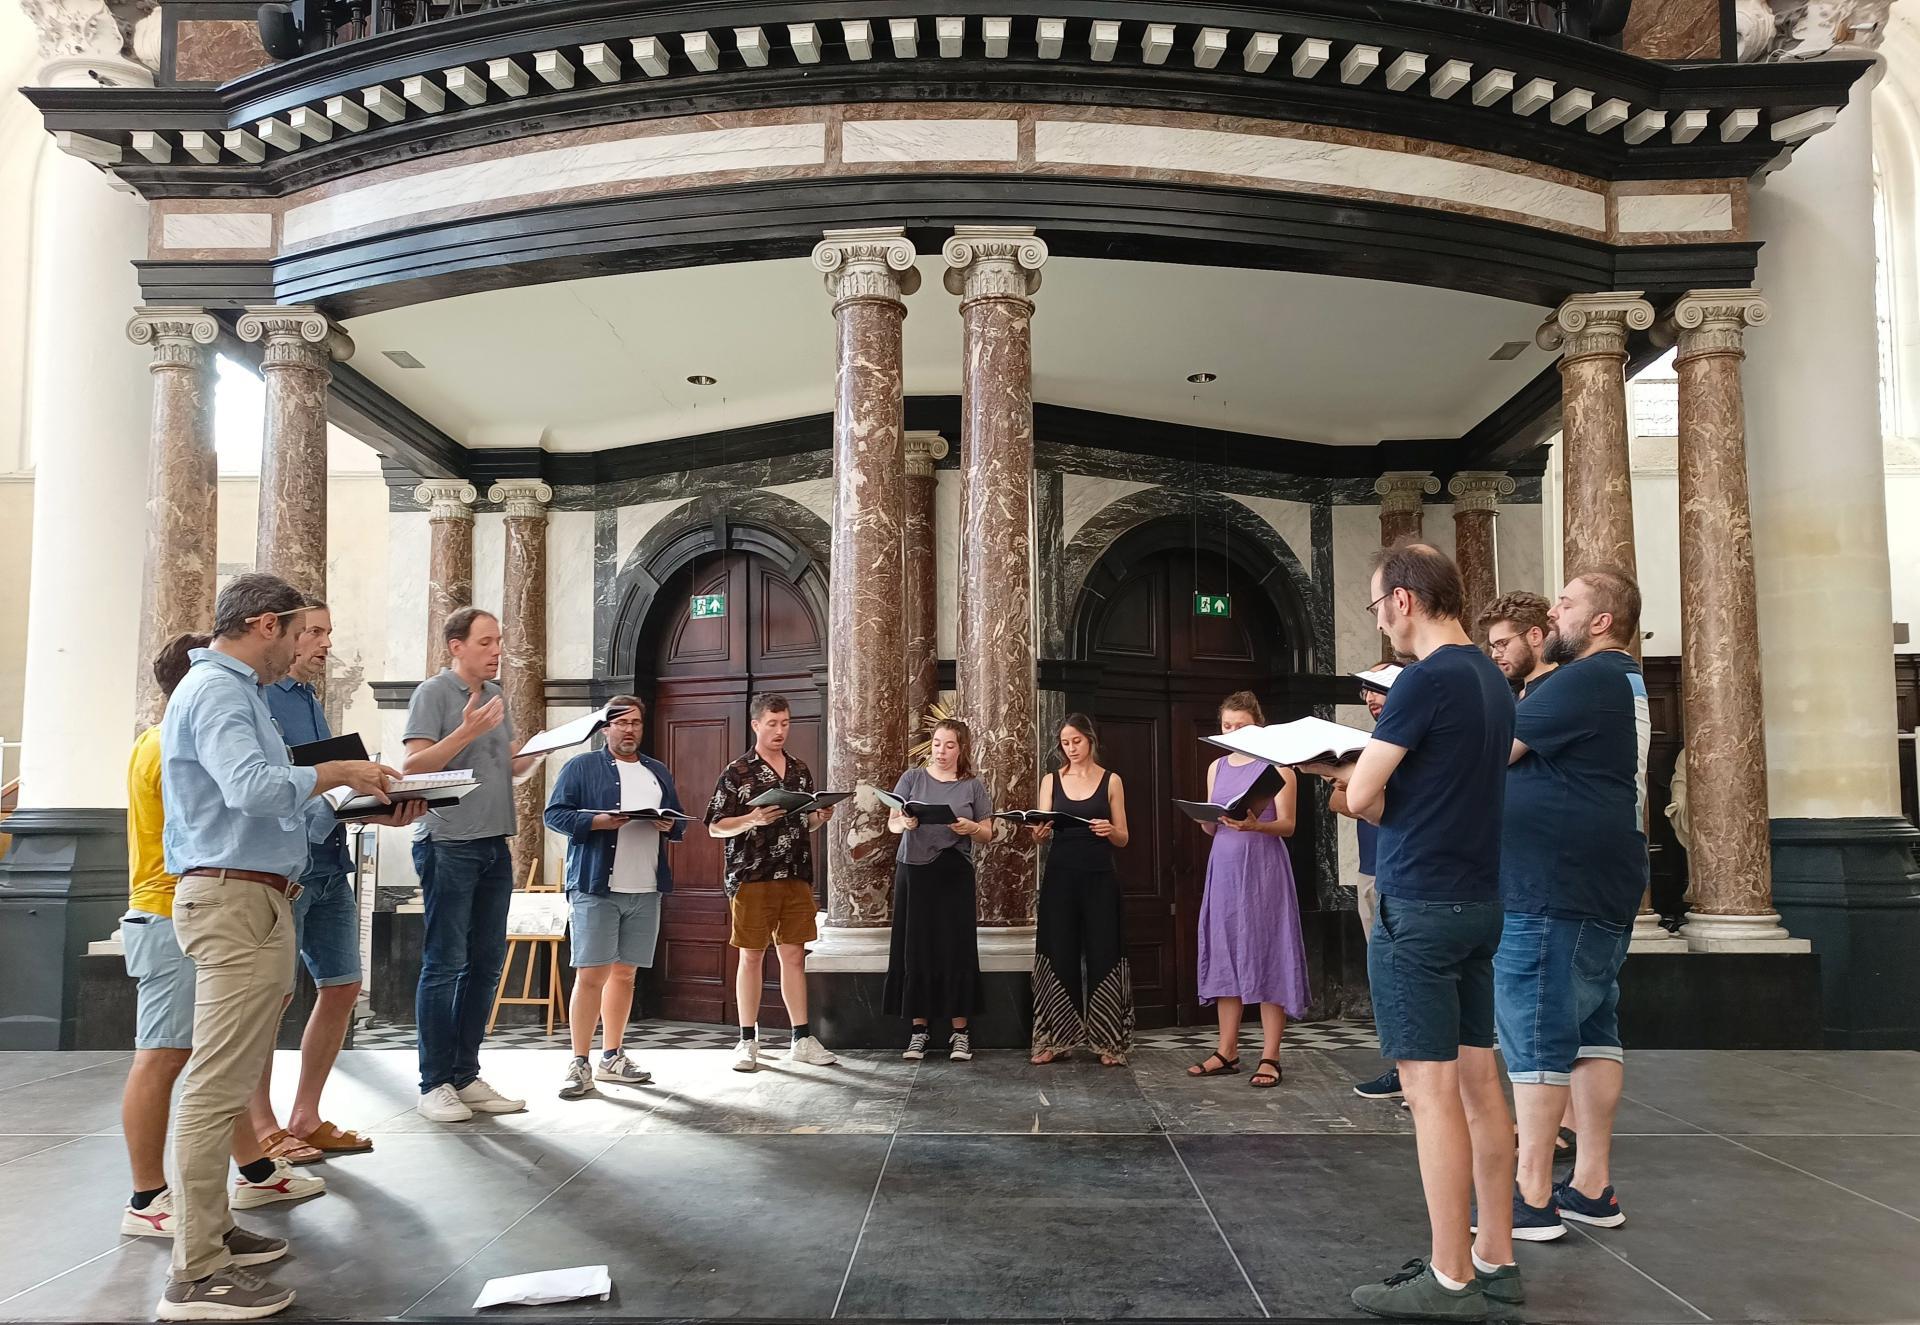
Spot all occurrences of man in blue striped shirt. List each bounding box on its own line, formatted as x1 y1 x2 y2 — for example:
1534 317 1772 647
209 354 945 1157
156 574 418 1323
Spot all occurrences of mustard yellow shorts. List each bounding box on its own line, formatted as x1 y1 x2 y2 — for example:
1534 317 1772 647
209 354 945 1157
729 879 819 949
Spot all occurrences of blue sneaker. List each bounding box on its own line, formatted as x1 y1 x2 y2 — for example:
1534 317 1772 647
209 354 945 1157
1555 1180 1626 1228
1475 1190 1567 1243
1353 1067 1402 1100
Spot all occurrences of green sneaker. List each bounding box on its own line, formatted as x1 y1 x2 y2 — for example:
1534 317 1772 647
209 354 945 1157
1352 1259 1489 1321
1474 1261 1524 1306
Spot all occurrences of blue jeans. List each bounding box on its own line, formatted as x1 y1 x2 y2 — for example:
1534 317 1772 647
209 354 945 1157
291 871 361 987
415 837 513 1093
1368 894 1504 1063
1494 913 1631 1085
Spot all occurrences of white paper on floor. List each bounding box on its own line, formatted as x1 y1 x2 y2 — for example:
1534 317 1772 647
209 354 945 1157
472 1265 612 1309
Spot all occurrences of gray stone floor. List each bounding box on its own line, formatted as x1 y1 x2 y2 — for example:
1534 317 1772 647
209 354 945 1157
0 1043 1916 1322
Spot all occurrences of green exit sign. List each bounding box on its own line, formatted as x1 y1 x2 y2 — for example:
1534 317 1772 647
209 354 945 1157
690 593 727 620
1194 593 1232 618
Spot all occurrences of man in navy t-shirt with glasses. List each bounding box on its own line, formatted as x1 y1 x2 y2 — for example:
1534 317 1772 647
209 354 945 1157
1309 543 1518 1321
1494 570 1649 1245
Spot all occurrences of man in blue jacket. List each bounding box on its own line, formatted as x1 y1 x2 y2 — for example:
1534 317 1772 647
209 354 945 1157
543 695 686 1099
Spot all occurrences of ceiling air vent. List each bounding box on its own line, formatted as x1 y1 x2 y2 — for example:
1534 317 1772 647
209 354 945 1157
382 349 425 369
1488 340 1531 362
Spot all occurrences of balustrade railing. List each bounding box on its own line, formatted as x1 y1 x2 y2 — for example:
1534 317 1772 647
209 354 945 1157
291 0 1626 55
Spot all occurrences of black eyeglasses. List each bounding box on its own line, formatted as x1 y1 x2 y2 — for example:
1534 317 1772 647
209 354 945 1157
1364 590 1393 615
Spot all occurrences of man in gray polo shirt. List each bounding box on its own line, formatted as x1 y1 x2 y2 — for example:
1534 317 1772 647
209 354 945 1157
403 606 540 1122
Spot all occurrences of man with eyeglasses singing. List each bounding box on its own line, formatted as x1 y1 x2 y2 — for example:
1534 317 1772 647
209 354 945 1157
155 574 422 1323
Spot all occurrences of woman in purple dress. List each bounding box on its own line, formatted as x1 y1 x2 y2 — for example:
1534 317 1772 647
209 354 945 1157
1188 690 1311 1087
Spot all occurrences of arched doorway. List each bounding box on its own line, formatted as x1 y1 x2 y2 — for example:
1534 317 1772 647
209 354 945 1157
616 516 829 1026
1068 520 1318 1027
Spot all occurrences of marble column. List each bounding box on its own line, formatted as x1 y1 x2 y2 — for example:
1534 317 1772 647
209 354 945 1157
1446 472 1515 641
415 480 478 676
811 228 918 926
1536 293 1654 577
492 479 552 886
126 308 220 730
944 225 1046 927
1662 292 1805 952
904 430 949 742
1374 471 1438 546
237 306 352 600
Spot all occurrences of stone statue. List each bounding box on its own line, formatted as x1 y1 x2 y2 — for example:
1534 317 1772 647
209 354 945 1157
1740 0 1892 60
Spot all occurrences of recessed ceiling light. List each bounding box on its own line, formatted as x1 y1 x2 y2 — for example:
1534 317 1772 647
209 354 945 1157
1488 340 1531 361
382 349 424 369
686 374 717 386
1186 371 1217 383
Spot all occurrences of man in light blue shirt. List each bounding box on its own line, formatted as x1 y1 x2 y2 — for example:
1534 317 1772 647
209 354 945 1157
155 574 416 1323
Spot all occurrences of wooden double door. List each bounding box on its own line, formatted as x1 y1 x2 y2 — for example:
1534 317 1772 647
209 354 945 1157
1075 549 1314 1027
639 550 826 1025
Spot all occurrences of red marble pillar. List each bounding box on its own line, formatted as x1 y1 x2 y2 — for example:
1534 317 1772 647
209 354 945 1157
1447 472 1516 643
944 226 1047 927
1664 292 1804 951
1373 472 1436 660
127 308 220 730
812 228 918 926
414 481 478 676
238 306 352 601
492 479 552 887
904 430 949 744
1536 294 1653 579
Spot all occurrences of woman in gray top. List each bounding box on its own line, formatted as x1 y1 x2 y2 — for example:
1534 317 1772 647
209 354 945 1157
882 719 992 1062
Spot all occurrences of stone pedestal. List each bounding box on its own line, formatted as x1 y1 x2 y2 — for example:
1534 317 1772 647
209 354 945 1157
239 307 351 601
1538 293 1654 576
808 922 1035 1048
491 480 552 886
904 430 949 741
415 481 478 676
127 307 220 729
1661 292 1807 953
945 226 1046 927
0 810 130 1049
1446 472 1514 640
812 228 917 927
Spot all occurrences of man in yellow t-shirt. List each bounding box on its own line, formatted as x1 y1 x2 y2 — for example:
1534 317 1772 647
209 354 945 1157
117 632 324 1243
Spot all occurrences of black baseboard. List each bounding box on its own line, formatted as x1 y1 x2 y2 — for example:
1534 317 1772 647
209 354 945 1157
0 808 128 1050
1773 815 1920 1049
809 971 1034 1050
1617 951 1824 1049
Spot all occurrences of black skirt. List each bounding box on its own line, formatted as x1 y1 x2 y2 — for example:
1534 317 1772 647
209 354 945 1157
882 850 984 1021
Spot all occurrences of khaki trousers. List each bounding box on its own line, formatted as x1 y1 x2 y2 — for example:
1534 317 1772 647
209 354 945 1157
1355 872 1379 941
168 872 295 1281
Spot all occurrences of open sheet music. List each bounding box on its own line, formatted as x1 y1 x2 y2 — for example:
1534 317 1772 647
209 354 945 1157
515 703 639 760
747 787 852 816
1203 717 1372 768
323 769 479 820
1353 665 1403 695
1173 761 1287 823
872 787 959 826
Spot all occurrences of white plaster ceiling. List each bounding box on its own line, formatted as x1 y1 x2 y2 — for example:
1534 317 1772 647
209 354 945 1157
340 256 1553 451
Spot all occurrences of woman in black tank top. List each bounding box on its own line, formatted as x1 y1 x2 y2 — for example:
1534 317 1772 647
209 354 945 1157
1027 713 1135 1065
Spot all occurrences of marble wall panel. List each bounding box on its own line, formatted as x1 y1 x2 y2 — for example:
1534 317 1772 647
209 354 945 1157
172 19 270 84
841 119 1019 162
1061 475 1153 542
1616 192 1735 235
762 477 835 524
547 509 596 677
934 470 961 659
1633 470 1685 653
472 512 505 618
1496 502 1548 598
1230 494 1316 571
160 212 273 251
615 498 694 568
1333 504 1388 673
1623 0 1721 60
386 512 429 680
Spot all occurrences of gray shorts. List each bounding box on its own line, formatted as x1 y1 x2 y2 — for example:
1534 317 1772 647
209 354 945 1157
122 910 196 1050
569 891 662 969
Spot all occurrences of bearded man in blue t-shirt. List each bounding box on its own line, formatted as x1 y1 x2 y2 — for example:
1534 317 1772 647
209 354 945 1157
1313 543 1519 1320
1494 569 1649 1246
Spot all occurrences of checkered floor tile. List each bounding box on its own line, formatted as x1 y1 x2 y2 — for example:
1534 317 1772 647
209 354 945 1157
352 1017 1377 1052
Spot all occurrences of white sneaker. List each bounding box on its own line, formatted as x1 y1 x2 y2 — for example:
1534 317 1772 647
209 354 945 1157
121 1187 175 1239
417 1083 474 1122
455 1077 526 1114
732 1039 761 1072
788 1035 839 1066
231 1158 326 1209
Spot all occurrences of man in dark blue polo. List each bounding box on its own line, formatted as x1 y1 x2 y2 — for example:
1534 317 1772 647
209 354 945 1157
544 695 687 1100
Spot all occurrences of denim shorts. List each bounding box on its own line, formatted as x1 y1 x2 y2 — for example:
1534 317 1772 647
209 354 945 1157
121 910 196 1050
1494 912 1631 1085
569 891 663 969
292 871 361 988
1368 894 1504 1063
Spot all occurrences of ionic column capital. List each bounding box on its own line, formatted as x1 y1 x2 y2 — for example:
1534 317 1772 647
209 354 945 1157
1446 471 1517 513
942 225 1047 303
126 306 219 369
1657 289 1771 361
905 431 950 478
489 479 553 519
1374 471 1441 513
812 227 921 308
236 305 354 368
415 479 479 522
1536 292 1656 359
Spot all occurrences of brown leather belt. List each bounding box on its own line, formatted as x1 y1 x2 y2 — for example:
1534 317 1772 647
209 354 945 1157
181 868 303 900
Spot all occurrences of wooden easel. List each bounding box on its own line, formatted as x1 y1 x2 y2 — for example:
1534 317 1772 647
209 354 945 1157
488 858 569 1035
